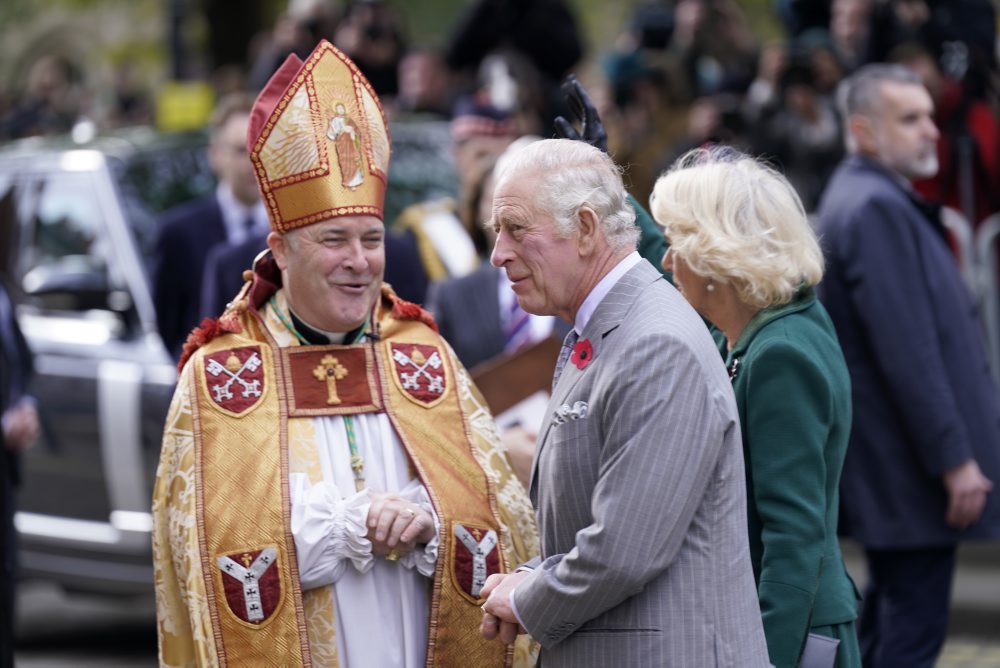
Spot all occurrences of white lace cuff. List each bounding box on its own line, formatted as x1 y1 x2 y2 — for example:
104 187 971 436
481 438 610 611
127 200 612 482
290 473 373 589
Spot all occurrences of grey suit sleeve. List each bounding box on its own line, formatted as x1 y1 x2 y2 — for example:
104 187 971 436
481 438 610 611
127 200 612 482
513 328 732 646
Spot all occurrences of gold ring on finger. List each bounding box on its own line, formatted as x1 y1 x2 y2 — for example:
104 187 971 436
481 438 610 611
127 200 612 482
386 548 401 561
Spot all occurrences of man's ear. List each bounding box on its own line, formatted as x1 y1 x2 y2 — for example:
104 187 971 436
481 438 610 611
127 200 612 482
268 231 289 270
577 206 601 256
849 113 878 155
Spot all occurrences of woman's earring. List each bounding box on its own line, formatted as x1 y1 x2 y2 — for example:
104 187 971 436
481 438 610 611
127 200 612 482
706 281 715 292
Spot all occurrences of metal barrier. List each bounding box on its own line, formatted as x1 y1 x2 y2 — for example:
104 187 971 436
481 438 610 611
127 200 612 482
975 213 1000 384
942 206 976 290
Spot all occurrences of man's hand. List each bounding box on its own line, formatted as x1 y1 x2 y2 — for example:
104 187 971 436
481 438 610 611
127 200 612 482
553 75 608 154
3 402 38 454
943 459 994 530
480 571 529 644
366 493 435 558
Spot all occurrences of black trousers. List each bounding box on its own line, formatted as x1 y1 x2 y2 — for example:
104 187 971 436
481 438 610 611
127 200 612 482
857 545 957 668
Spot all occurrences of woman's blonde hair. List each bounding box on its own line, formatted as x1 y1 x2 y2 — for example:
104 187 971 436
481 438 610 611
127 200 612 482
650 146 824 309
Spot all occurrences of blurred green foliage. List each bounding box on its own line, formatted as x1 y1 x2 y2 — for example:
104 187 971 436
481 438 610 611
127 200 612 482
0 0 788 95
402 0 783 54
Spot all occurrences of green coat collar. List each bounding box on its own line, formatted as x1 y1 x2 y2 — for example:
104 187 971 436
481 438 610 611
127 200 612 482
724 286 817 378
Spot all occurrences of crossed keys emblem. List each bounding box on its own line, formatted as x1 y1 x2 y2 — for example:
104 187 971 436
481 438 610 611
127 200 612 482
206 351 263 405
393 347 444 395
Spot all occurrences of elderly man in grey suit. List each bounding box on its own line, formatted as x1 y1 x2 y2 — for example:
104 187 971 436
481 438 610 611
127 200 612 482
479 138 769 666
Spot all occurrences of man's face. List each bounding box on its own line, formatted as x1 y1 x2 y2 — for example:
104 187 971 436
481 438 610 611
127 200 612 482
209 111 260 206
489 172 582 321
269 215 385 334
865 81 940 180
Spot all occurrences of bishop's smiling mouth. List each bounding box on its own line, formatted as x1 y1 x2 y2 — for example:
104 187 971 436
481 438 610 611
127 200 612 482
333 282 371 293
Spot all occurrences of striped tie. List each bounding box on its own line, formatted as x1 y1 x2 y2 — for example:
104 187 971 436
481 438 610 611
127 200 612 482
552 329 579 392
503 298 532 354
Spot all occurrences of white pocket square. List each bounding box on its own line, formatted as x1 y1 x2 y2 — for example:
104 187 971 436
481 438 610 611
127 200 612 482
552 401 589 426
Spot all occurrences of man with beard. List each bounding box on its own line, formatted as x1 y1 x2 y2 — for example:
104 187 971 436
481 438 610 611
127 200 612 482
817 63 1000 668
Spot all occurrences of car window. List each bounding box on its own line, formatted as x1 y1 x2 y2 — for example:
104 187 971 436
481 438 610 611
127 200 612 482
113 137 214 270
17 170 117 310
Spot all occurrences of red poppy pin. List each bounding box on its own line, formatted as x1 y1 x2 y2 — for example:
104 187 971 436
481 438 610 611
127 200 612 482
571 338 593 370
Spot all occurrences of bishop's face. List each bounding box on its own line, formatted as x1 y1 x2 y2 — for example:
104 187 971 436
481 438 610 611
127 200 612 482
269 215 385 333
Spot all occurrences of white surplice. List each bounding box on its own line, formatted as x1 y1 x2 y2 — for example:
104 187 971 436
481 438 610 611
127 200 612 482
290 412 440 668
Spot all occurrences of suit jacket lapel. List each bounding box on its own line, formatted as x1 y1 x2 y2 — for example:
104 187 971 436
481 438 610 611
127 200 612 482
530 260 663 498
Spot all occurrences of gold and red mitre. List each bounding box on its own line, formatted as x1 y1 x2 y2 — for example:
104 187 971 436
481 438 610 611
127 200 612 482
247 39 391 232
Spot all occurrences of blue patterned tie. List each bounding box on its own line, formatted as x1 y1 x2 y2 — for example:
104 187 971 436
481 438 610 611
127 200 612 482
552 329 579 392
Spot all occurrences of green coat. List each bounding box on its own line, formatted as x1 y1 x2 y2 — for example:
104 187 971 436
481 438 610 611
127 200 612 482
630 194 670 278
723 288 860 668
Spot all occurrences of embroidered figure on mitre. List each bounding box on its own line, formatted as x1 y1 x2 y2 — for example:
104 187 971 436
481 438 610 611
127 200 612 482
326 102 364 189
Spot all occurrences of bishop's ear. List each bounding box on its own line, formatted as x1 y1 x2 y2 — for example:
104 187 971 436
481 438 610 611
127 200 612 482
268 231 290 270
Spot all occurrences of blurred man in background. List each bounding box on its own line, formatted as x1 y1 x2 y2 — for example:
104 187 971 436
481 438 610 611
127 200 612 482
151 92 267 359
818 63 1000 668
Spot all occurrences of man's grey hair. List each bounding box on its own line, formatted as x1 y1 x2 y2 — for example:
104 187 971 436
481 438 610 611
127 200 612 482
836 63 923 152
492 139 639 253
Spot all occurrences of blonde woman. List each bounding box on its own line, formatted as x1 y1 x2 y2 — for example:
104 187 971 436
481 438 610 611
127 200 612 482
651 147 861 668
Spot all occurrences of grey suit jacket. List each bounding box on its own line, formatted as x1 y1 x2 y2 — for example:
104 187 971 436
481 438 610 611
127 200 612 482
513 260 769 667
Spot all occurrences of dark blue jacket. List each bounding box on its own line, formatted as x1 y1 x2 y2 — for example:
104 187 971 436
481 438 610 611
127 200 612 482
152 194 227 359
1 281 32 488
817 154 1000 547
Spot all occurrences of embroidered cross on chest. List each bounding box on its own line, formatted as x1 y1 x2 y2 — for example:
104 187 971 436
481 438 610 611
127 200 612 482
454 525 498 597
207 351 263 404
216 547 278 622
312 355 349 405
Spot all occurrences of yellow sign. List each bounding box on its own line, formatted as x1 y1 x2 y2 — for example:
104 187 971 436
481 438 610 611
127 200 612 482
156 81 215 131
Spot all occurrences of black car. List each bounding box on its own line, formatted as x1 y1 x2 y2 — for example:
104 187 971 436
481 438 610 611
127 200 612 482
0 128 213 595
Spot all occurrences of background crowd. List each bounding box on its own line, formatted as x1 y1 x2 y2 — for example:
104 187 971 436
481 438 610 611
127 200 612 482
1 0 997 228
4 0 990 365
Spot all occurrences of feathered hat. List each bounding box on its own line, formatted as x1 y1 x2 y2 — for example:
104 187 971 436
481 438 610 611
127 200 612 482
247 40 392 232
